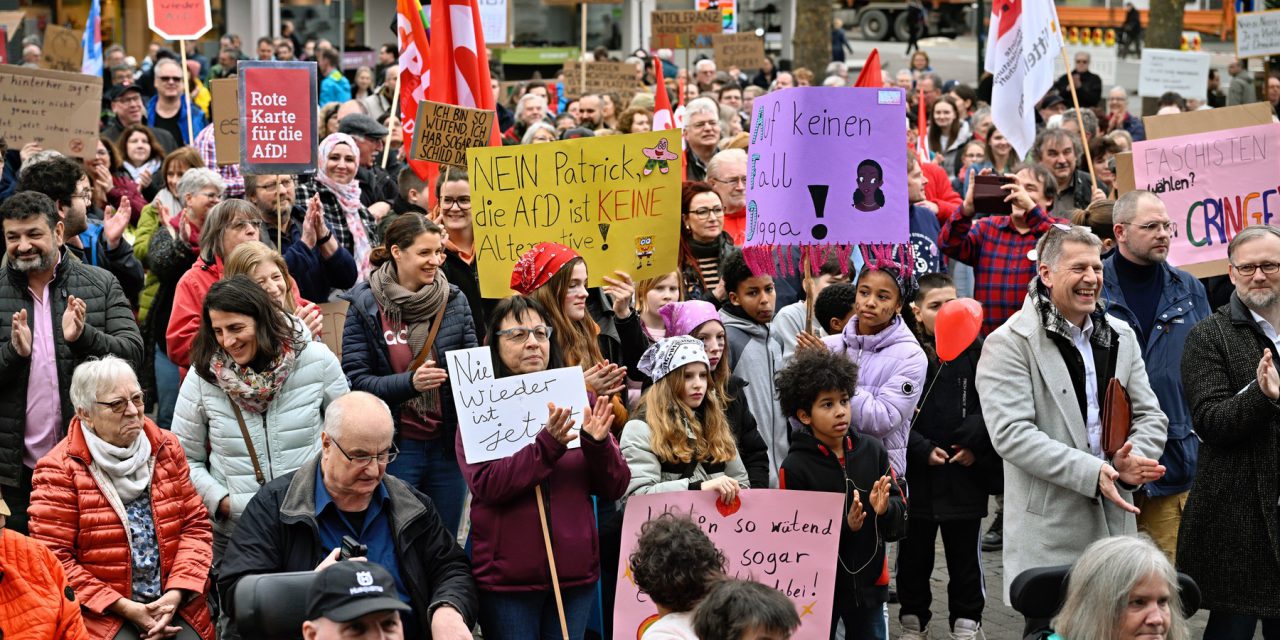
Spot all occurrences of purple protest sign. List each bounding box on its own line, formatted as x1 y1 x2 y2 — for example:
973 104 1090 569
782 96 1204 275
744 87 909 274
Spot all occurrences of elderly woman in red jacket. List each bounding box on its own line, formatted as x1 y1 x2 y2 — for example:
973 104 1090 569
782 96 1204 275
30 356 214 640
459 295 630 640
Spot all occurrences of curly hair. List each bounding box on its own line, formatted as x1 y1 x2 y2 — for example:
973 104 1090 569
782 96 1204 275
719 247 756 296
814 282 856 335
629 513 726 612
775 347 858 421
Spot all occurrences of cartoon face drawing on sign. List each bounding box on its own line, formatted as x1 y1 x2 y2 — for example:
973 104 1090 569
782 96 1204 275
635 235 655 269
642 139 679 176
853 159 885 213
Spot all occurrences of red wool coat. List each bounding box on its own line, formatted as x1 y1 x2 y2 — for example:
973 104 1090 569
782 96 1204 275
29 417 214 640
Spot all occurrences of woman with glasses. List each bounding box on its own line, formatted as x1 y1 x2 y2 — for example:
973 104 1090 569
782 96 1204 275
296 133 381 281
137 167 223 428
433 169 494 336
340 213 478 538
30 356 216 639
173 276 347 559
678 181 735 305
461 295 628 640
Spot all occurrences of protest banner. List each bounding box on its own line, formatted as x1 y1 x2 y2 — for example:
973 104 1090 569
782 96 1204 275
698 0 737 33
1236 10 1280 58
712 32 765 70
147 0 212 40
650 10 722 49
468 129 683 298
1137 49 1210 102
478 0 511 46
744 87 909 272
237 60 318 175
0 64 101 161
210 78 239 166
317 301 349 358
615 490 843 640
446 346 589 464
1131 122 1280 276
410 100 494 168
39 24 82 73
562 60 638 99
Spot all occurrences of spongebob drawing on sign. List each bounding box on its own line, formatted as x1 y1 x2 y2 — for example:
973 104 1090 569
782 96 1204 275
635 235 655 269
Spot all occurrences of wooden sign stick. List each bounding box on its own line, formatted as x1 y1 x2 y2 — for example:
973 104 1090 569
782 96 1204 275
275 196 283 250
1059 47 1099 194
179 40 195 144
535 485 570 640
580 3 588 93
381 77 402 169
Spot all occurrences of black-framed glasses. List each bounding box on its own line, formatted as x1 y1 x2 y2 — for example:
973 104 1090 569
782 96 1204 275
330 437 399 465
496 325 553 343
96 392 146 415
1231 262 1280 277
441 196 471 209
157 76 183 83
688 206 725 219
1123 221 1178 236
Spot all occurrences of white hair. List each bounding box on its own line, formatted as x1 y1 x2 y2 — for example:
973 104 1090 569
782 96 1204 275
69 356 139 414
176 167 226 201
822 75 845 87
1052 535 1189 640
825 61 847 76
521 122 558 145
707 148 747 180
515 92 547 115
1036 224 1102 269
696 59 716 73
685 97 719 121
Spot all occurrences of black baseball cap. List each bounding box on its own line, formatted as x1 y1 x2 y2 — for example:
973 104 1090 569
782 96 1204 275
106 84 144 102
306 561 411 623
1038 94 1065 110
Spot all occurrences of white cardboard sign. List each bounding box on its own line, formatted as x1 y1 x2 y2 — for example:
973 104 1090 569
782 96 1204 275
1236 11 1280 59
447 346 589 463
1138 49 1210 102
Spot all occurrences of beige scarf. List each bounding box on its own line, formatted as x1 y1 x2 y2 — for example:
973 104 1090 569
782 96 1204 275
369 260 450 413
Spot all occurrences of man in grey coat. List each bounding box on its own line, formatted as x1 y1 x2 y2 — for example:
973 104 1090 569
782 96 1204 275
1227 58 1257 106
976 225 1167 630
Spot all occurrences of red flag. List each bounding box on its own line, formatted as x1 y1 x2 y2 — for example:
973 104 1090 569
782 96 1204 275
652 58 677 131
853 48 883 88
426 0 499 198
397 0 432 180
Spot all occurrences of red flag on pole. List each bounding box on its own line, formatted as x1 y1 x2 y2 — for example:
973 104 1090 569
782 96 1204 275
397 0 431 180
652 58 677 131
425 0 499 198
853 48 883 88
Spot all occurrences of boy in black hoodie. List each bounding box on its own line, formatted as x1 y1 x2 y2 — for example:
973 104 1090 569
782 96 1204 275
897 273 998 640
777 347 906 640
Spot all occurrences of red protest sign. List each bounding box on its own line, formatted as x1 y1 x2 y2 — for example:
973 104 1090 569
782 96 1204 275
237 61 318 175
147 0 212 40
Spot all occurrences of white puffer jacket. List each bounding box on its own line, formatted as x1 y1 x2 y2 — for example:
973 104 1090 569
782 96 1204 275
173 340 349 533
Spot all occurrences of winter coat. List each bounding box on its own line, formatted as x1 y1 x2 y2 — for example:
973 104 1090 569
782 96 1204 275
1101 256 1210 497
459 426 629 591
720 307 789 487
977 293 1167 603
0 528 90 640
1178 294 1280 617
29 418 214 640
0 249 144 488
132 202 165 325
263 206 359 303
905 337 999 521
823 315 928 477
219 455 479 639
138 219 198 354
771 300 827 364
779 430 907 609
619 418 750 502
145 95 206 146
171 339 348 530
340 281 477 438
164 255 222 370
441 249 494 338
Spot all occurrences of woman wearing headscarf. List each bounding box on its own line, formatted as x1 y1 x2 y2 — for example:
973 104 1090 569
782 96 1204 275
295 133 380 281
30 356 214 640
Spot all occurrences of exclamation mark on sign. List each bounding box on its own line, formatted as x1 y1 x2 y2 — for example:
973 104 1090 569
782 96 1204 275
599 223 611 250
809 185 830 240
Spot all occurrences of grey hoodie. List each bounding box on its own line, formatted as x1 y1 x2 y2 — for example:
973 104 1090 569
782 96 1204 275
720 308 788 487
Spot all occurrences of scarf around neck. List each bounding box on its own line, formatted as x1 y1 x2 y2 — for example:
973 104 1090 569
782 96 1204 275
211 328 305 414
82 421 153 504
317 133 373 279
124 158 161 183
370 260 451 414
1029 279 1115 349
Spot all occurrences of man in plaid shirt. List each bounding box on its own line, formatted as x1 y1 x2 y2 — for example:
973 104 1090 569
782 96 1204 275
940 163 1068 336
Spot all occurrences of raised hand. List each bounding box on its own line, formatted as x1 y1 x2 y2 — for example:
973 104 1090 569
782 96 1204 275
1258 352 1280 400
602 271 635 319
580 396 614 441
544 402 578 445
297 302 324 340
1098 463 1141 514
795 331 826 352
583 361 627 396
62 295 86 343
10 309 32 357
846 489 867 531
104 199 130 249
868 475 892 515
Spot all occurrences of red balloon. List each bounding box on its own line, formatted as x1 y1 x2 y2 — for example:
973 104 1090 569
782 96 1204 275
935 298 983 362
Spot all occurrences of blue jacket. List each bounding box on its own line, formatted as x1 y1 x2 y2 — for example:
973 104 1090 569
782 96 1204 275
265 206 359 303
340 281 478 436
145 95 207 146
320 70 352 107
1102 255 1210 496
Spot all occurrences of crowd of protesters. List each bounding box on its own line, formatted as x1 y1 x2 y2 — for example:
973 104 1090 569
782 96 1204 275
1 18 1278 640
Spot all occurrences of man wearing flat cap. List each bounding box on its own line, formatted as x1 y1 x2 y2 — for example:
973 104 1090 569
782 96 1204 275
337 114 398 210
302 561 411 640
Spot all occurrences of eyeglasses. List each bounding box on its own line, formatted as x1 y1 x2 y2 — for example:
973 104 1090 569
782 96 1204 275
1122 221 1178 236
228 219 259 231
441 196 471 209
257 178 296 191
712 176 747 186
74 190 93 202
157 76 183 83
496 325 553 343
330 437 399 465
688 206 725 219
1231 262 1280 276
96 392 145 415
200 190 223 200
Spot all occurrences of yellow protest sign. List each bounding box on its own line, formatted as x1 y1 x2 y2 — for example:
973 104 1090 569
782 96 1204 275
469 129 683 298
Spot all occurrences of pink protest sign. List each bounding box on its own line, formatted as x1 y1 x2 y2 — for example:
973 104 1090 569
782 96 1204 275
614 489 843 640
744 87 909 271
1132 122 1280 274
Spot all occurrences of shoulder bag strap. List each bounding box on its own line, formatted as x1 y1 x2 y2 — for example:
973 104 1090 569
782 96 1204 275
230 402 267 486
408 300 450 372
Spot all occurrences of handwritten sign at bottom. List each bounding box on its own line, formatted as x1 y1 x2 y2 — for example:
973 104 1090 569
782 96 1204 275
615 489 843 640
446 346 588 463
